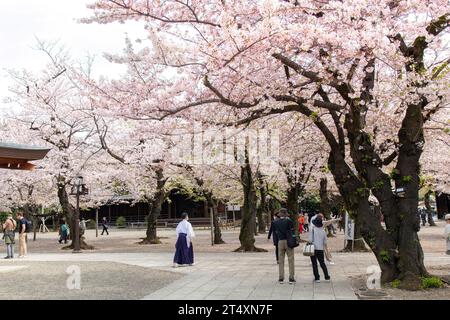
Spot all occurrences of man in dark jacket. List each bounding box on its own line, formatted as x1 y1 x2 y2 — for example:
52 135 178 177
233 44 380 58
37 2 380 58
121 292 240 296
272 208 295 284
268 213 280 264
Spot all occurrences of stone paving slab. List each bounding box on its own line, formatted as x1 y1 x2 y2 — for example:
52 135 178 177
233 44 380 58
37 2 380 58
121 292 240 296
10 250 445 300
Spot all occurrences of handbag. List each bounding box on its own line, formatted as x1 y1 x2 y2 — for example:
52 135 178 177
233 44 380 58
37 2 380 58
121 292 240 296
303 242 315 256
303 228 315 256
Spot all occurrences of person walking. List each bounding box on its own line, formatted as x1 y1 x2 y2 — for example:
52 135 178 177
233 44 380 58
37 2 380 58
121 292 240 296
16 212 28 258
298 213 305 234
268 213 280 264
173 212 195 267
101 217 109 236
420 208 427 226
309 216 331 282
273 208 296 284
445 214 450 255
2 214 17 259
59 219 69 244
303 213 309 232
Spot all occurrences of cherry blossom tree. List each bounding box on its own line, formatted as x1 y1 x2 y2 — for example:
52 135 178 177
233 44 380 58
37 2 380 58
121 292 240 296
83 0 450 287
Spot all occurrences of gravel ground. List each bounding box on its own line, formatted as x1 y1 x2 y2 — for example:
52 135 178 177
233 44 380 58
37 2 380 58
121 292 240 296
0 261 183 300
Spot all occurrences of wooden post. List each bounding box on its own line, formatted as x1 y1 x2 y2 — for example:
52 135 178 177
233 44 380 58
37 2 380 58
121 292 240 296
210 207 214 246
232 207 236 230
95 208 99 238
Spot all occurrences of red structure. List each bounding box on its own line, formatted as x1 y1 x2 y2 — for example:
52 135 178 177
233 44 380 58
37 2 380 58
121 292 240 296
0 142 50 170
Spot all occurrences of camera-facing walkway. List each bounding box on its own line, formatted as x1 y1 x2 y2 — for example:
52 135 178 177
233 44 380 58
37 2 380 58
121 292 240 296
10 250 367 300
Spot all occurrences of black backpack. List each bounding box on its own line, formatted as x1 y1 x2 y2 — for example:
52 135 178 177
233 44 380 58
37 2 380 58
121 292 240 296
25 219 33 233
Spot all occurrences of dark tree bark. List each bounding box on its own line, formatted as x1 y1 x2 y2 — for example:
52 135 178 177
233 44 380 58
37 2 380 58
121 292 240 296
319 177 335 238
140 167 168 244
57 178 94 250
424 190 436 226
205 193 225 244
235 148 266 252
256 172 267 234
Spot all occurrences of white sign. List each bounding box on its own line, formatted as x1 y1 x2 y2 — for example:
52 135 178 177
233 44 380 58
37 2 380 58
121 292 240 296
227 205 240 211
344 212 355 240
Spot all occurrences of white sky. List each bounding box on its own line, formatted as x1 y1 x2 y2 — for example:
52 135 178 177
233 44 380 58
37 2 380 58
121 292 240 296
0 0 145 113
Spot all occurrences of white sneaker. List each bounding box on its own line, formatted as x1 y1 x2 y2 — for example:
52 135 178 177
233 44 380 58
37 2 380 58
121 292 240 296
314 279 321 283
172 263 178 268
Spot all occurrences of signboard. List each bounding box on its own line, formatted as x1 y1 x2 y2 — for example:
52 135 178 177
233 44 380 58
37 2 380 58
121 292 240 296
344 212 355 241
227 205 240 211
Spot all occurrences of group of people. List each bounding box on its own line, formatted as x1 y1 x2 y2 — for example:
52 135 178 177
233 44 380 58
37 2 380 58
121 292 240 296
0 213 111 260
268 208 339 284
58 216 110 244
2 212 29 259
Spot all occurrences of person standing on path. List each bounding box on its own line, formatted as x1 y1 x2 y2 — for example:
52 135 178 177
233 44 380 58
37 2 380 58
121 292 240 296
268 212 280 264
101 217 109 236
2 214 17 259
303 213 309 232
273 208 296 284
16 212 28 258
445 214 450 255
173 212 195 267
298 213 305 234
309 217 331 283
59 219 69 244
420 208 427 226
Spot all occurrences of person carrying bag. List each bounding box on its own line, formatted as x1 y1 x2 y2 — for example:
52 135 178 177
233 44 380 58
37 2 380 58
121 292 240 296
308 217 331 283
273 208 296 284
2 215 17 259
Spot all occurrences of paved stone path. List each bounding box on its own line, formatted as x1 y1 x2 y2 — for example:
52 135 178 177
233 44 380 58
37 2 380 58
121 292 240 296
13 251 448 300
18 251 362 300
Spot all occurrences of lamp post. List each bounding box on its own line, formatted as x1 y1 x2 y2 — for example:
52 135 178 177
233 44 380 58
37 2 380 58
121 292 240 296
70 176 89 253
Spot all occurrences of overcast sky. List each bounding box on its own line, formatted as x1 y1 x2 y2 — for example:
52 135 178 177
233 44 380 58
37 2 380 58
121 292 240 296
0 0 145 113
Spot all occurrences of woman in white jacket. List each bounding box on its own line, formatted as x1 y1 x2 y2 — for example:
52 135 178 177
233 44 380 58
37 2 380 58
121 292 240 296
309 217 331 282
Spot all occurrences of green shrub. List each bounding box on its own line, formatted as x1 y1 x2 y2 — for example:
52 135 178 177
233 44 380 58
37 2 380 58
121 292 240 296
116 216 127 228
421 277 444 289
379 250 390 263
391 279 401 288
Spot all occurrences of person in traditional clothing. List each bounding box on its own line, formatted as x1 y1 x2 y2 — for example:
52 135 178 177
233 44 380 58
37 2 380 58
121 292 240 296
173 212 195 267
445 214 450 255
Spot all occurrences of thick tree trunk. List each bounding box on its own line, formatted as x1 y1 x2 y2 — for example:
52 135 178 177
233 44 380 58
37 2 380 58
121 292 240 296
424 190 436 226
212 203 225 244
319 177 337 238
206 194 225 244
57 179 94 250
333 99 428 289
286 185 299 237
235 151 266 252
256 181 267 234
140 168 167 245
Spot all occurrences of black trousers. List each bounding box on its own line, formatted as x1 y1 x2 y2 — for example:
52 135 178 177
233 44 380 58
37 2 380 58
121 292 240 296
102 225 109 235
310 250 330 280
